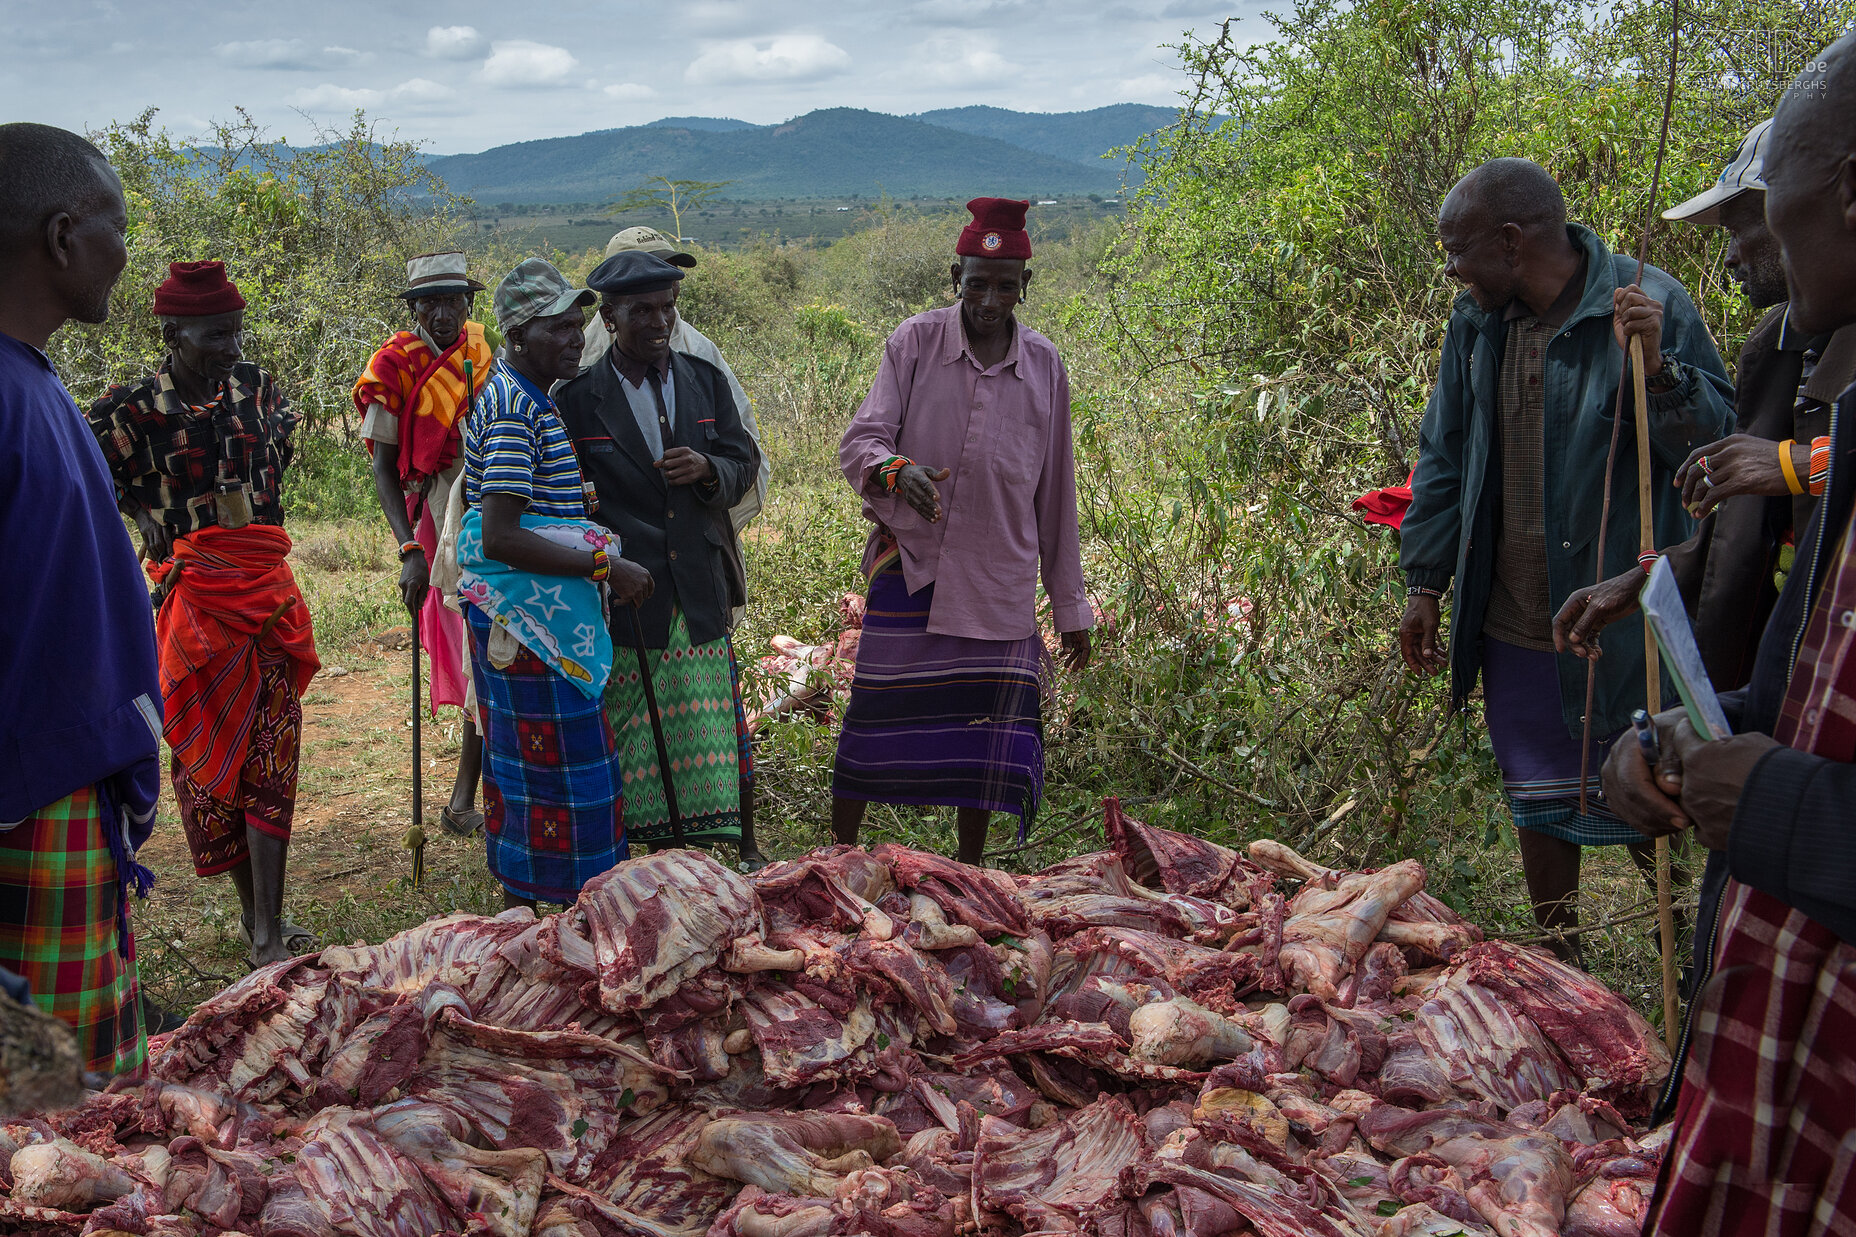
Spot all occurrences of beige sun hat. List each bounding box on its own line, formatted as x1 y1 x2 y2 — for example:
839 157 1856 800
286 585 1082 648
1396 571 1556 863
402 251 487 299
604 225 697 267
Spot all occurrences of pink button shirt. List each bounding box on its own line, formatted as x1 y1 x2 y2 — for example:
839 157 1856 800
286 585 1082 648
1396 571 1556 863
840 305 1091 642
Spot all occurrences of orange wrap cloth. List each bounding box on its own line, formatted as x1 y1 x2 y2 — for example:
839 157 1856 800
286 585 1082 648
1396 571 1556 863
148 524 319 803
352 323 493 488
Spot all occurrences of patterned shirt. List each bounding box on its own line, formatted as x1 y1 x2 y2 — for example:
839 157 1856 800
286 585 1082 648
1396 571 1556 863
1483 262 1588 652
463 360 587 518
86 361 296 532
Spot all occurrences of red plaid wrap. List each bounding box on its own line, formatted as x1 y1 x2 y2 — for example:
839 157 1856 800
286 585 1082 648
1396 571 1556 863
1648 522 1856 1234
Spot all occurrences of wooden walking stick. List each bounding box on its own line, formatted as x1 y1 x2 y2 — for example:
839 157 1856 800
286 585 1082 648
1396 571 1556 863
1578 0 1682 1049
629 605 688 848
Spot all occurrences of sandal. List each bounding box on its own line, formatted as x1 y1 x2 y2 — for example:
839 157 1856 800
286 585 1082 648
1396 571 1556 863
441 805 486 838
240 912 320 958
737 852 769 875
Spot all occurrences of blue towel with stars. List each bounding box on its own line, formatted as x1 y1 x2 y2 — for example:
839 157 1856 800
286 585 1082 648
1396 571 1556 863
457 508 617 698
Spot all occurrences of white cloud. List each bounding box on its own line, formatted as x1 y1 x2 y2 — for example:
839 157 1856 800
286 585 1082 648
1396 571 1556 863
481 40 578 87
603 82 657 100
425 25 485 60
289 79 460 112
217 38 314 68
323 46 370 64
392 78 457 105
290 83 382 110
916 35 1017 85
1117 71 1184 100
685 34 851 85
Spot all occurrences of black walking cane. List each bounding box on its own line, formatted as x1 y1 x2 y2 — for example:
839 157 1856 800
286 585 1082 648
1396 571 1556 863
408 539 426 887
628 605 688 848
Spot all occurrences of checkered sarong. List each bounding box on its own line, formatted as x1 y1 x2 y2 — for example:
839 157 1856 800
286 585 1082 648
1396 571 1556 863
468 603 626 904
0 785 146 1076
1647 523 1856 1233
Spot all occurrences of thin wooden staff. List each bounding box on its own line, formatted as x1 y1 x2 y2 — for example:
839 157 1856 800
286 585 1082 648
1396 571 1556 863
1578 0 1682 1049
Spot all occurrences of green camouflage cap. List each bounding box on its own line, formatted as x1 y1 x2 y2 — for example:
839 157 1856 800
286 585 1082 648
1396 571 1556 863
494 258 595 332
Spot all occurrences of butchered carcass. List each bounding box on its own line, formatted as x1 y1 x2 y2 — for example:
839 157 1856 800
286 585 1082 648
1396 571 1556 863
1461 941 1671 1116
742 981 882 1089
1360 1104 1576 1237
405 1005 671 1178
370 1099 548 1237
151 959 366 1106
543 850 765 1015
578 1104 738 1236
690 1111 903 1197
1379 1202 1498 1235
872 844 1029 938
1249 837 1483 964
1563 1164 1656 1237
1050 925 1269 1012
1127 995 1254 1068
286 1108 468 1237
1271 857 1428 1002
158 1134 271 1230
753 846 899 942
315 906 537 995
972 1095 1147 1233
5 1137 141 1210
1407 965 1583 1112
1017 850 1243 944
1105 798 1269 911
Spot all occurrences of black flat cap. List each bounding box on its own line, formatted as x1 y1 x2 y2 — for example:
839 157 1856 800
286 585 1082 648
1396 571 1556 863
587 250 686 297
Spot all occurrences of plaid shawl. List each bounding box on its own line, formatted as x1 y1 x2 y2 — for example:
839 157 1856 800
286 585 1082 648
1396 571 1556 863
353 324 492 488
1647 523 1856 1234
149 524 318 802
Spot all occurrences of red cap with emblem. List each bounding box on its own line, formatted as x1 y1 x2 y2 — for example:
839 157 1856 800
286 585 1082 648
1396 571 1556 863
956 197 1032 260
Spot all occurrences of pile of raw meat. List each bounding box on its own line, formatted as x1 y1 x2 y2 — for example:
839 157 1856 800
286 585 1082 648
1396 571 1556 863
0 800 1672 1236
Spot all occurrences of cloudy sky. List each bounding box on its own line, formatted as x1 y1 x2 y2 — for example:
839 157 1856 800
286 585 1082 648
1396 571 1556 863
5 1 1268 155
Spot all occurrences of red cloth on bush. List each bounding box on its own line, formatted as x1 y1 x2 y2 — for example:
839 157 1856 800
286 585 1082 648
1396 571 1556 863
1352 470 1415 530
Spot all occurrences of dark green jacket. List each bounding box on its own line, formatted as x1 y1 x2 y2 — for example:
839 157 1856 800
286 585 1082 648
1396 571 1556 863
1400 224 1735 737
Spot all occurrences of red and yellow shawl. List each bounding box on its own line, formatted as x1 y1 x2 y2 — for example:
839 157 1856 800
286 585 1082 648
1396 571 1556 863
353 322 493 487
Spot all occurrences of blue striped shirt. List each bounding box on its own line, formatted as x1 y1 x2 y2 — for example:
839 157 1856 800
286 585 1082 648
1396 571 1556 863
463 361 585 517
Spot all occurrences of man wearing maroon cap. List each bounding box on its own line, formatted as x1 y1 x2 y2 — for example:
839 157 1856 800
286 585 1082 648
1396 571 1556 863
834 197 1094 864
87 261 320 969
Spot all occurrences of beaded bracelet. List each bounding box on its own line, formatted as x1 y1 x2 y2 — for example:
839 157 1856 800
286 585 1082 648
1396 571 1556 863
1810 435 1830 497
1405 585 1444 599
590 547 611 582
398 540 424 560
875 455 914 494
1779 439 1806 496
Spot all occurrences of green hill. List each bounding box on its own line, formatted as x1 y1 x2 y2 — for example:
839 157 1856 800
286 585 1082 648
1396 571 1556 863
909 103 1179 167
425 107 1144 205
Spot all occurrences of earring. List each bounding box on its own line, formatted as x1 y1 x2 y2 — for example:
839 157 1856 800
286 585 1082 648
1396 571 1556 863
513 343 524 353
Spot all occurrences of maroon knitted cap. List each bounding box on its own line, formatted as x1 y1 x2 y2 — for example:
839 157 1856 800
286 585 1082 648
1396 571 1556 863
956 197 1032 260
151 260 247 317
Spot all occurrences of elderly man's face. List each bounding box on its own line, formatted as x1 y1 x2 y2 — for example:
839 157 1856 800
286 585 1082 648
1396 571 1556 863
1437 197 1518 312
1765 124 1856 334
602 286 679 366
1719 191 1789 310
411 292 469 349
165 310 244 384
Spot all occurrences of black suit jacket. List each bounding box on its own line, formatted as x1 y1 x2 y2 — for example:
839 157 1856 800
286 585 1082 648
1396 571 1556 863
556 351 760 649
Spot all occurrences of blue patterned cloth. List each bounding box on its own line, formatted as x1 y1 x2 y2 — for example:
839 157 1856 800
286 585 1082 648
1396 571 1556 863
466 603 626 903
457 508 616 698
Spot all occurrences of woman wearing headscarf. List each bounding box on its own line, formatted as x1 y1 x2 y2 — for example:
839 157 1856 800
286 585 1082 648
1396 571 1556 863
458 259 652 907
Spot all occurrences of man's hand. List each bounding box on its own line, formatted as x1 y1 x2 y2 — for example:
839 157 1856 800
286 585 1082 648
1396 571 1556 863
1397 595 1447 676
897 463 951 523
1060 629 1092 672
1675 434 1796 518
1612 285 1666 376
1553 570 1643 660
1600 706 1690 839
1667 722 1778 850
133 509 171 564
399 549 430 616
657 447 714 487
608 559 655 609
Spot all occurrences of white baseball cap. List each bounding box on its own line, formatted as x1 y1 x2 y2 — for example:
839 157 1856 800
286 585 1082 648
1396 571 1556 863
1663 119 1771 226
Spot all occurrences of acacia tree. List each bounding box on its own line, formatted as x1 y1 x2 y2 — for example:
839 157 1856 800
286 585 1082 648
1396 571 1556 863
607 177 733 241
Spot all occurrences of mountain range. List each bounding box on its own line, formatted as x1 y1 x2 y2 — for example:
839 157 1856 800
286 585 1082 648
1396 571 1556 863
424 104 1177 205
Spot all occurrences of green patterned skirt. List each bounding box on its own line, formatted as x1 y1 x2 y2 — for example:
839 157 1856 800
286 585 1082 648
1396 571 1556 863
603 609 749 850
